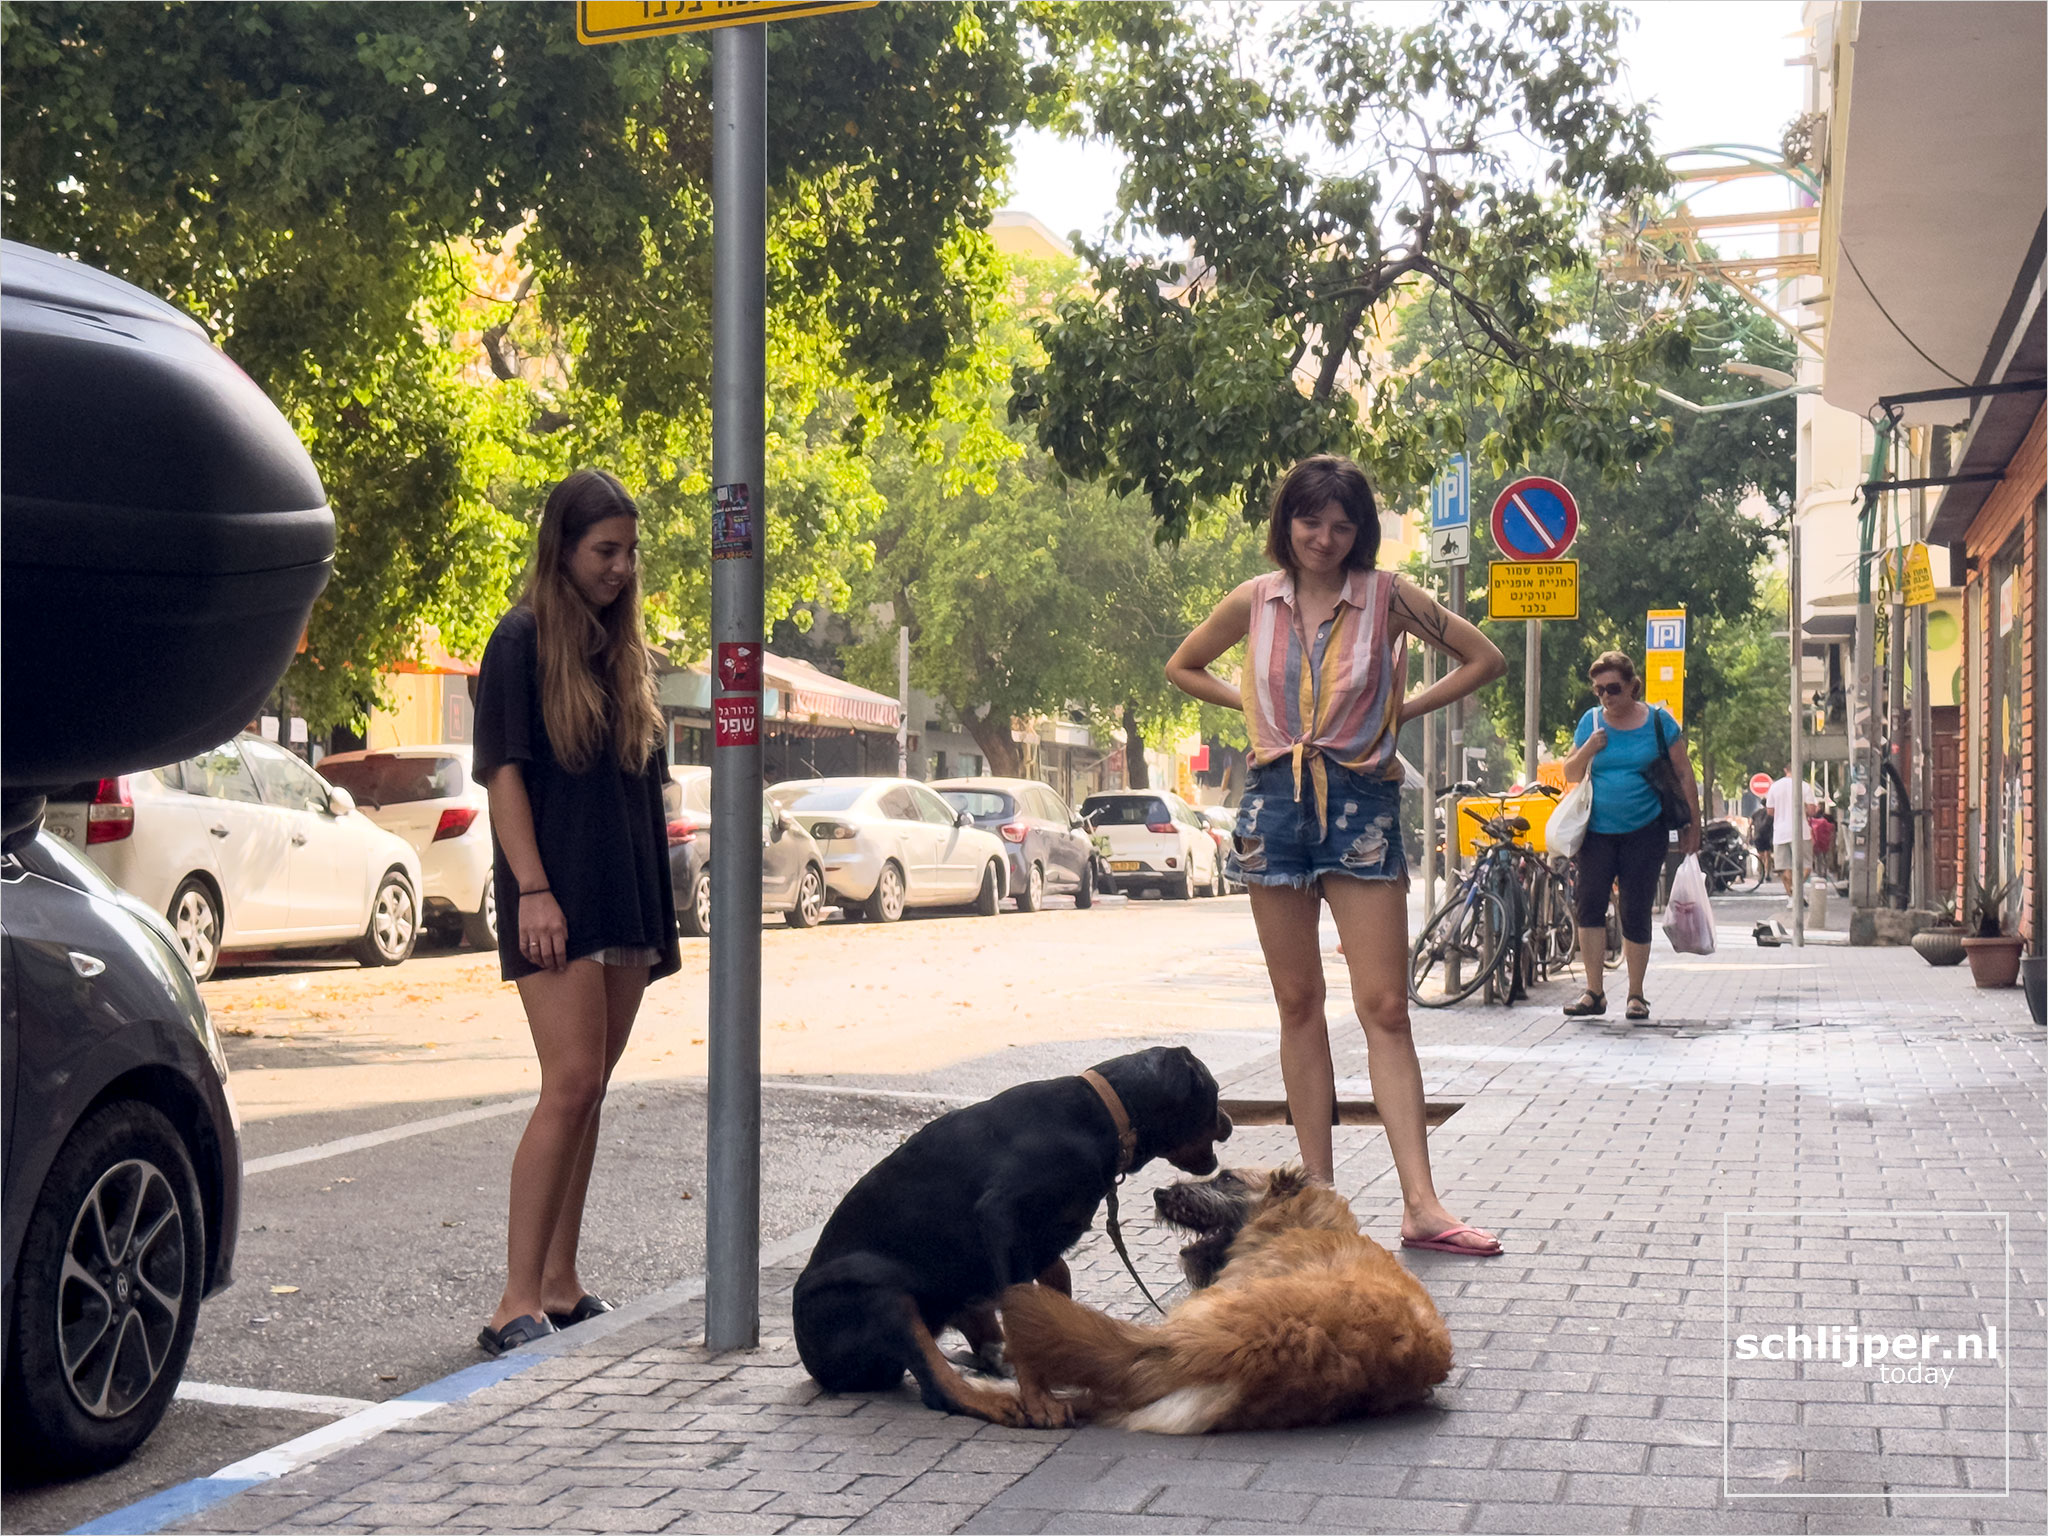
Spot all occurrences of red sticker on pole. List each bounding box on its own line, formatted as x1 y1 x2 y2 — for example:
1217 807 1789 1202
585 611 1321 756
714 697 759 748
716 642 763 693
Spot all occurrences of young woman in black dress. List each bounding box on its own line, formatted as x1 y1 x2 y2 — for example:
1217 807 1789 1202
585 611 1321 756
472 469 681 1356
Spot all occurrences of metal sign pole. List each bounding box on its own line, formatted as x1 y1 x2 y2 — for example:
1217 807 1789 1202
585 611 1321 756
1789 521 1805 947
1524 619 1542 784
706 21 767 1352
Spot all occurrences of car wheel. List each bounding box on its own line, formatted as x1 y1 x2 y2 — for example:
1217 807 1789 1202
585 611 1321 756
784 865 825 929
973 861 1001 917
166 878 221 983
1170 869 1194 901
3 1102 205 1477
462 882 498 949
865 861 905 923
680 869 711 938
1075 862 1095 909
348 870 418 968
1016 862 1044 913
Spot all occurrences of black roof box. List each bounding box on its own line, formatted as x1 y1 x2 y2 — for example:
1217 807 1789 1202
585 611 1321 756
2 241 334 789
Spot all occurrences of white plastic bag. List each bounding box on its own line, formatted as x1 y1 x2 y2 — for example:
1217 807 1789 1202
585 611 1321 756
1548 777 1593 857
1661 854 1716 955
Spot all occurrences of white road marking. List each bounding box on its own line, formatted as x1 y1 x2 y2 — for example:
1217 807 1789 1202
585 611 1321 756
174 1381 376 1417
207 1399 440 1482
242 1097 539 1175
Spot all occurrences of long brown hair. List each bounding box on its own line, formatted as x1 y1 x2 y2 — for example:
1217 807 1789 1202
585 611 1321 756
521 468 662 774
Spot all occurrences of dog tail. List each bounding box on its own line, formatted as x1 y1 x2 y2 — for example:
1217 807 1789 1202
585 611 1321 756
999 1285 1239 1433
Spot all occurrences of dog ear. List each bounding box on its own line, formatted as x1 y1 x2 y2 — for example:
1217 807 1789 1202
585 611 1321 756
1266 1165 1312 1202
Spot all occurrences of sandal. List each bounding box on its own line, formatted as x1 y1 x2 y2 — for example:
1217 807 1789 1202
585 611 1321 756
477 1313 554 1358
1626 995 1650 1021
546 1294 615 1330
1563 990 1606 1017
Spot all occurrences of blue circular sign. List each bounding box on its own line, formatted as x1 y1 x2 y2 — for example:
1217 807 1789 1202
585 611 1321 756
1490 476 1579 561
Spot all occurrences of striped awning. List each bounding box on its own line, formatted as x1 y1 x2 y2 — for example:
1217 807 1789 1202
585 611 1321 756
685 650 901 733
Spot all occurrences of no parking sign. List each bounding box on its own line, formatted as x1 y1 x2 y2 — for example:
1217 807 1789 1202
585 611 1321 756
1490 476 1579 562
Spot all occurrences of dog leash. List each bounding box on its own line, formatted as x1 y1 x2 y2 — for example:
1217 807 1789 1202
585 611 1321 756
1081 1070 1166 1315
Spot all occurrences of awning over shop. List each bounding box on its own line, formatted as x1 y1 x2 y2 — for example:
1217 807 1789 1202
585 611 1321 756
682 649 902 734
391 622 478 677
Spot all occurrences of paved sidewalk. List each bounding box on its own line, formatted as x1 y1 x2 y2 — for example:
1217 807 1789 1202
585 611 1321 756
173 914 2044 1535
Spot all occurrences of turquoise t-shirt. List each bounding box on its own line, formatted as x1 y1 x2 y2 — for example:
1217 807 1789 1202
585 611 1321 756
1572 704 1680 835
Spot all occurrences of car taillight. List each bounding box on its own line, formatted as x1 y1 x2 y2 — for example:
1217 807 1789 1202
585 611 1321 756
1209 829 1228 848
667 814 698 847
807 820 855 842
86 777 134 843
1145 820 1173 834
433 806 479 841
1000 822 1028 843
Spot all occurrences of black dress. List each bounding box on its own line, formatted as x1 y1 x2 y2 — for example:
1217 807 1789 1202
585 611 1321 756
471 604 682 984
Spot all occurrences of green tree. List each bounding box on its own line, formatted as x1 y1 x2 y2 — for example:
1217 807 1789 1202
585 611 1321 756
1010 1 1679 538
1 1 1081 727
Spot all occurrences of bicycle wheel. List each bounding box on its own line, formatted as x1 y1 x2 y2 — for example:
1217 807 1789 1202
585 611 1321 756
1409 885 1507 1008
1534 864 1577 979
1736 847 1768 893
1496 867 1533 1001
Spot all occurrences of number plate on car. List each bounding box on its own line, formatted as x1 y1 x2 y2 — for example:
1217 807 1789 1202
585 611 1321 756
1111 860 1142 872
42 807 85 847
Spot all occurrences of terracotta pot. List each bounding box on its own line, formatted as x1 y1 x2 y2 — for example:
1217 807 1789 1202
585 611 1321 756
1961 935 2025 989
1911 927 1967 966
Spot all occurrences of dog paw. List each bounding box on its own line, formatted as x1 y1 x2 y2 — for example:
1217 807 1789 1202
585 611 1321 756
1022 1396 1075 1430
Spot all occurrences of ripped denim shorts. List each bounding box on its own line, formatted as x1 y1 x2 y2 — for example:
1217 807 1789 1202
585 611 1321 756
1226 758 1408 890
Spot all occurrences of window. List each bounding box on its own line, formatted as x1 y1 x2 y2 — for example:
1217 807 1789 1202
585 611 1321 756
911 786 959 826
1081 795 1168 826
181 742 263 805
243 739 333 813
318 753 466 807
878 788 921 822
939 790 1010 819
771 783 867 814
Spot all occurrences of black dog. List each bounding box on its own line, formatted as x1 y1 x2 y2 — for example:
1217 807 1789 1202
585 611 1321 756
792 1046 1232 1426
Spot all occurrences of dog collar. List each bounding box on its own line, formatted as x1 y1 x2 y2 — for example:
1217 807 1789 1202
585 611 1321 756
1081 1070 1138 1175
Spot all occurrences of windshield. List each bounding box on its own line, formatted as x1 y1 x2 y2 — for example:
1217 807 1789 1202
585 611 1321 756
1081 796 1167 826
769 783 868 814
938 790 1010 819
320 754 466 807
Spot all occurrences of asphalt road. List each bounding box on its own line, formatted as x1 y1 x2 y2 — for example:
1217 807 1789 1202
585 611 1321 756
3 889 1294 1533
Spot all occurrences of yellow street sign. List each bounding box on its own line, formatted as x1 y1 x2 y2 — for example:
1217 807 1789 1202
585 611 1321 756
1900 541 1937 606
1487 560 1579 620
577 1 875 45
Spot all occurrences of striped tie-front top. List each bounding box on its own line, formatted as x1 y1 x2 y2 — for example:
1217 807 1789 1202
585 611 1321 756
1239 568 1407 827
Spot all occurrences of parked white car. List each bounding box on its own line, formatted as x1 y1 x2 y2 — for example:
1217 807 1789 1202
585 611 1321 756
1077 789 1225 900
43 734 424 981
767 777 1008 922
317 744 495 949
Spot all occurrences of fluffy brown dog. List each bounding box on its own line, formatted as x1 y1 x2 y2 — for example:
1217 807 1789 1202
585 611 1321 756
999 1167 1452 1433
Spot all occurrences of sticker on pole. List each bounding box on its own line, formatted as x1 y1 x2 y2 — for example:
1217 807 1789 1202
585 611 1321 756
1490 476 1579 561
714 696 760 747
716 642 763 693
1487 560 1579 620
712 483 753 561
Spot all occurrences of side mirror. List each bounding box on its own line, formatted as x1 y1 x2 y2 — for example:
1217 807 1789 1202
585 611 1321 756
326 786 355 818
769 810 785 839
955 809 973 828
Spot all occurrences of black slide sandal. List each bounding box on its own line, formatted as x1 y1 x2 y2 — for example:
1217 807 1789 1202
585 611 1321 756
547 1294 616 1330
477 1313 555 1357
1627 995 1650 1021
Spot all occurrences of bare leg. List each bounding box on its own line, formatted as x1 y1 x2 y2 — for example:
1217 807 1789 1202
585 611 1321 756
1322 875 1496 1252
1577 926 1607 989
490 960 618 1333
1623 939 1651 1002
1247 883 1336 1182
538 962 647 1315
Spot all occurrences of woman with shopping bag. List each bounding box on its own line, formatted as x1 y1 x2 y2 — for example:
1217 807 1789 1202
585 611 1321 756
1558 651 1702 1020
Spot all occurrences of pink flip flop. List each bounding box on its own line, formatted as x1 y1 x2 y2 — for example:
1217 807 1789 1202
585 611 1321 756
1401 1224 1503 1256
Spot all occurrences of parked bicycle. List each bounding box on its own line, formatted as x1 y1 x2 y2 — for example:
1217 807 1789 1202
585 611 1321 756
1410 783 1575 1008
1697 817 1767 893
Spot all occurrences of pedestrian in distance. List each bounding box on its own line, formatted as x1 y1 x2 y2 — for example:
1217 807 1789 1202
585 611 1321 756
1749 798 1775 884
470 469 682 1357
1166 454 1509 1256
1560 651 1702 1022
1766 770 1821 901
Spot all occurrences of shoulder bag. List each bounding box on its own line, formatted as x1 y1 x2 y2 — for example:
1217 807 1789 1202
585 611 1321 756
1644 707 1692 831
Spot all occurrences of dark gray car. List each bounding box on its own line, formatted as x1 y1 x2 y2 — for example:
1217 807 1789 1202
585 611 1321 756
932 777 1098 912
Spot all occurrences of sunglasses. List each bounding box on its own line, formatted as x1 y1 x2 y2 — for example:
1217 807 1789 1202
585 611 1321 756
1593 681 1628 698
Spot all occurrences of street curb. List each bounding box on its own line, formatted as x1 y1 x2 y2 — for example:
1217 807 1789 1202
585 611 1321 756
67 1221 829 1536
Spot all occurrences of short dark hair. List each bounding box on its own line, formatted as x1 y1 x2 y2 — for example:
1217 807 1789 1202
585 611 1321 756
1588 650 1641 700
1264 455 1380 574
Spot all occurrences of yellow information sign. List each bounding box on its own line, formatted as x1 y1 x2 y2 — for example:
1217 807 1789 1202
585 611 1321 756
1487 560 1579 620
577 1 875 44
1644 605 1686 724
1900 541 1937 606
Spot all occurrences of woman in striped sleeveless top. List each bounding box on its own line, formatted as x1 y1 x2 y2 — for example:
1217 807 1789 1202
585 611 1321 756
1167 456 1507 1255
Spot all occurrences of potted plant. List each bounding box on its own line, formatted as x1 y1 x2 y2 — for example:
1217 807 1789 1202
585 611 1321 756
1960 880 2024 989
1912 893 1967 967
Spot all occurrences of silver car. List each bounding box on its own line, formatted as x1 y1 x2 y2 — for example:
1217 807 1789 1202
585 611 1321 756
767 777 1009 922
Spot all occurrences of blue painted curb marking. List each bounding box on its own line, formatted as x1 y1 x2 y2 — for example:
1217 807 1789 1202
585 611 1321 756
69 1476 262 1534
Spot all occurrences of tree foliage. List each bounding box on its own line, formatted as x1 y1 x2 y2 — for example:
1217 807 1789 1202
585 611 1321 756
1010 0 1680 538
1 0 1077 727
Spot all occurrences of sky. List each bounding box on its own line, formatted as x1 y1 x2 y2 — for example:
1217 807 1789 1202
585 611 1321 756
1004 1 1809 252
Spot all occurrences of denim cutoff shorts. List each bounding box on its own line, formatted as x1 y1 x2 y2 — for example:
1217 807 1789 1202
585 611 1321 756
1227 758 1408 890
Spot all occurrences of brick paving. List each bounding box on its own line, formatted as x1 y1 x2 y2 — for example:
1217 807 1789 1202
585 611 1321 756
174 912 2044 1535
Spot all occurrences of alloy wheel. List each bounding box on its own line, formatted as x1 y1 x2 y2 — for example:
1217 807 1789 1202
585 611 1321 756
57 1159 186 1421
169 886 218 979
371 878 416 961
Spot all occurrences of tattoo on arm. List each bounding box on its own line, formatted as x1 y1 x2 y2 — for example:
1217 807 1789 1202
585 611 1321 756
1392 587 1452 646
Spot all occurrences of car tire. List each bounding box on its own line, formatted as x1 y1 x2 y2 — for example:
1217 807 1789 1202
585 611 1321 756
1075 862 1095 909
680 869 711 939
3 1102 206 1478
1016 862 1044 913
1170 868 1194 901
166 877 221 983
973 861 1001 917
865 861 906 923
461 883 497 950
784 865 825 929
348 869 418 968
